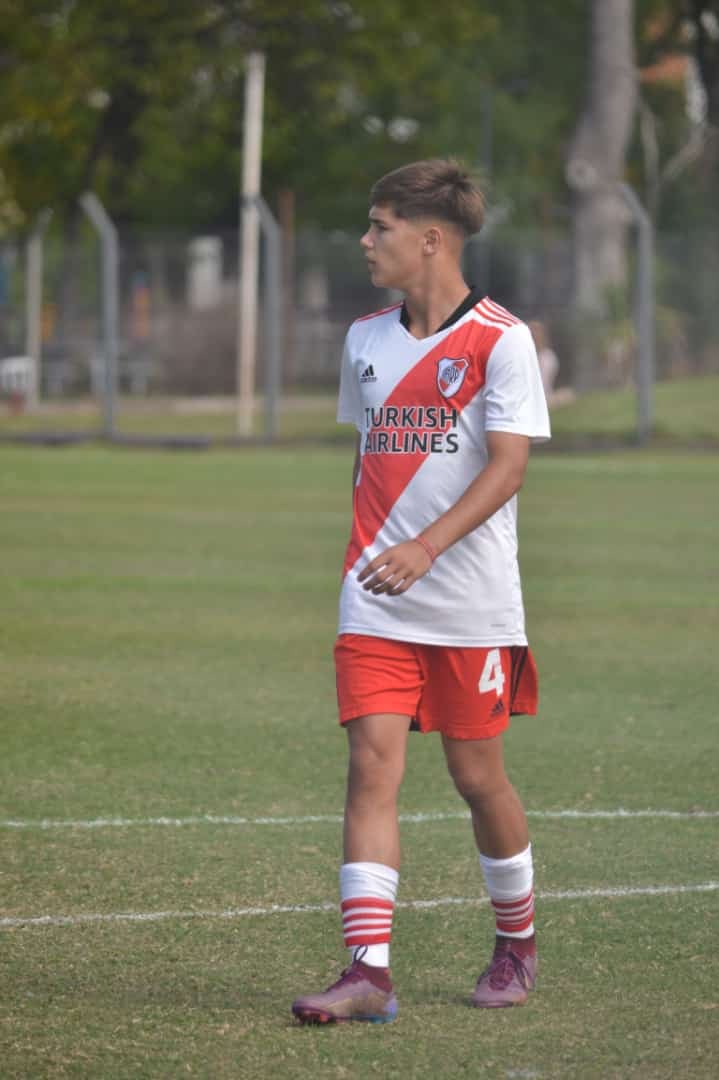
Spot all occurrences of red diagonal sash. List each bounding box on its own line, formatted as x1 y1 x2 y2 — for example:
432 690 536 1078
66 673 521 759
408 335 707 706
342 317 501 577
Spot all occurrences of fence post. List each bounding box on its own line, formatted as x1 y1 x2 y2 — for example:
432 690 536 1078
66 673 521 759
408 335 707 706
254 196 282 442
237 51 266 438
79 192 119 439
25 209 53 409
618 182 655 444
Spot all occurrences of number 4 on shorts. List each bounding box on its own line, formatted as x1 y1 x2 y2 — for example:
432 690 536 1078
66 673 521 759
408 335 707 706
478 648 505 697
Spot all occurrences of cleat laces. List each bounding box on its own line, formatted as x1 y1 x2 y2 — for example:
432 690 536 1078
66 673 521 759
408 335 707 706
323 946 370 992
482 948 531 991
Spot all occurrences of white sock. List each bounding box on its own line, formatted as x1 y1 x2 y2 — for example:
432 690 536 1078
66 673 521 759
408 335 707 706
479 843 535 939
340 861 399 968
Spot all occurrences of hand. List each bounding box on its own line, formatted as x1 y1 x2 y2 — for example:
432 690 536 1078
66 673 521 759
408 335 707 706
358 540 433 596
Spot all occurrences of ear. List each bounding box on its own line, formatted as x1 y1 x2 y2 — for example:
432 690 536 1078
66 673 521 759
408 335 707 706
423 226 441 254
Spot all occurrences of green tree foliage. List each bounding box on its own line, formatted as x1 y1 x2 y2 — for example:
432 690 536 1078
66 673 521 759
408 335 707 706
0 0 715 232
633 0 719 225
0 1 228 227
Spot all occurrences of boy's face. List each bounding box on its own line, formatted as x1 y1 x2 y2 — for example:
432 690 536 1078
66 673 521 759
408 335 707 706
360 203 429 291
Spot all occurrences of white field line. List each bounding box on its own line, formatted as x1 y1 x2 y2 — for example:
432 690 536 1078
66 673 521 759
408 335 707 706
1 808 718 831
1 882 718 931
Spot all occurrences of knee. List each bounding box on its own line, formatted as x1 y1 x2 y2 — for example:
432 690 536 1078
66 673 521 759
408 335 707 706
447 758 507 808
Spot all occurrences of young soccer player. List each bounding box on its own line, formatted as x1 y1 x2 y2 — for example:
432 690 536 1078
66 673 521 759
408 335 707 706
292 159 550 1024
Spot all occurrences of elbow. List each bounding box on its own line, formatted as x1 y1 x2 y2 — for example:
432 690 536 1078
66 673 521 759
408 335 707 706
504 464 526 499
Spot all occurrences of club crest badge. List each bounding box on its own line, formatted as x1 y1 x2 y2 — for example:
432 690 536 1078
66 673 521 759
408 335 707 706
437 357 469 398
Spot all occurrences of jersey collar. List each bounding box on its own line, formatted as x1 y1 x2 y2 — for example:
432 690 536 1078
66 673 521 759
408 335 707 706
399 285 483 336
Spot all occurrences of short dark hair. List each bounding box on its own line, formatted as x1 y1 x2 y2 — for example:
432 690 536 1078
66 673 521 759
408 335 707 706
370 159 485 236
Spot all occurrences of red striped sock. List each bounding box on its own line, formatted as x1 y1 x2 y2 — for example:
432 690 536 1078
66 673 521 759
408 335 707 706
491 889 535 936
341 896 394 948
479 844 535 940
339 862 398 968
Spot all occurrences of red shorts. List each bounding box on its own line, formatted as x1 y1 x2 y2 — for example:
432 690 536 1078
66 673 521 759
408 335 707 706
335 634 539 741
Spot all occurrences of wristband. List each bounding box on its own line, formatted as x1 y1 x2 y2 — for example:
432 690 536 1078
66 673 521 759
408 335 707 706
413 535 438 564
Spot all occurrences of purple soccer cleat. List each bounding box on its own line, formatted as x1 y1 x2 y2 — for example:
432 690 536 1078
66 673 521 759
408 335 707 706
292 959 398 1025
472 935 537 1008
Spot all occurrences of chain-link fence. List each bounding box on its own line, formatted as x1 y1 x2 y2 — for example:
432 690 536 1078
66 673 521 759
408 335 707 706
0 212 717 438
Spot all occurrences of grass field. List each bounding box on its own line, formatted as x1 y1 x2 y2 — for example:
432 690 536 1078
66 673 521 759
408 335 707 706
1 441 718 1079
1 372 719 448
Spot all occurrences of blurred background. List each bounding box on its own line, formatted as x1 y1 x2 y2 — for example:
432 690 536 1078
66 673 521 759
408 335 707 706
0 0 717 442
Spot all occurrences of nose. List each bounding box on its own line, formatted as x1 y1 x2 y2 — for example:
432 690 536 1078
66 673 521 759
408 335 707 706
360 229 372 251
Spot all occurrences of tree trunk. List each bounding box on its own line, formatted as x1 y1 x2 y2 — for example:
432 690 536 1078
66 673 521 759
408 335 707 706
691 1 719 126
566 0 637 388
55 120 108 384
690 1 719 183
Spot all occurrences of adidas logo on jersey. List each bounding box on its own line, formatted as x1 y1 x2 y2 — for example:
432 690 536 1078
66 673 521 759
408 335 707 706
360 364 377 383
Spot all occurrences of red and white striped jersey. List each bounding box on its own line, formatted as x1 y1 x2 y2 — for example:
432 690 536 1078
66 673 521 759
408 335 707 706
336 292 551 647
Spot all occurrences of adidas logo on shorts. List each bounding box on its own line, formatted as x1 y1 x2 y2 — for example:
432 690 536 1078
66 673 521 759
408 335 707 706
360 364 377 383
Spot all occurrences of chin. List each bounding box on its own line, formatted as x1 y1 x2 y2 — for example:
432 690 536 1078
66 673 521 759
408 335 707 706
370 270 399 291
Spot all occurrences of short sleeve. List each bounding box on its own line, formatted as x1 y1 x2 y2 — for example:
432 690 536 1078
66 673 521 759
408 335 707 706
484 323 551 442
336 333 362 430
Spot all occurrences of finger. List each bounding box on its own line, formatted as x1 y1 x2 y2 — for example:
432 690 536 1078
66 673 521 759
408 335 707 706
387 574 414 596
364 572 393 592
361 561 397 588
358 558 386 583
364 567 402 593
374 569 413 595
361 571 384 592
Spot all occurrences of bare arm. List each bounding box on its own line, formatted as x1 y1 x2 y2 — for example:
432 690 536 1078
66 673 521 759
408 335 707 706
358 430 530 595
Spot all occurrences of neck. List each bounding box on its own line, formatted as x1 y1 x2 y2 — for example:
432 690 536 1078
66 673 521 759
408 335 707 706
402 267 470 339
